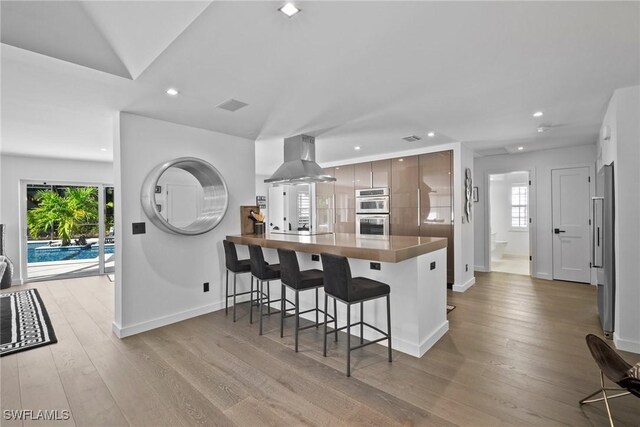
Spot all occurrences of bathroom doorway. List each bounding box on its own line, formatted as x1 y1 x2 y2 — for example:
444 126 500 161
488 171 531 275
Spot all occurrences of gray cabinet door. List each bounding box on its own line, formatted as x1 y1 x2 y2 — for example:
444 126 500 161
334 165 355 233
390 156 419 236
372 159 391 188
419 150 454 284
354 162 372 189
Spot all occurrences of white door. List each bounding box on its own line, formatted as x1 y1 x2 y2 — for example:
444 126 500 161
167 184 201 228
551 167 591 282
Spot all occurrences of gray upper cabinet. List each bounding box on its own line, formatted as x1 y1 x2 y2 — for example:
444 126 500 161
372 159 391 188
354 162 372 189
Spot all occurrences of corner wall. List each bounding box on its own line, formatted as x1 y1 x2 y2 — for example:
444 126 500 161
0 154 113 283
114 113 255 336
599 86 640 354
473 144 596 279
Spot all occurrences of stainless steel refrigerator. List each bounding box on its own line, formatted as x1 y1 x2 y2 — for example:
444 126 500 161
592 164 615 338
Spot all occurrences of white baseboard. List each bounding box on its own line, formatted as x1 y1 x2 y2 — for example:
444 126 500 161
534 272 552 280
417 321 449 357
452 276 475 292
613 332 640 354
474 265 489 273
112 301 224 338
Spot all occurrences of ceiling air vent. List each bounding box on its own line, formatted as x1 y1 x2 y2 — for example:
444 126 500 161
216 99 248 112
402 135 422 142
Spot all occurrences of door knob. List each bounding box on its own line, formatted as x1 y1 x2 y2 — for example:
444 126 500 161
554 228 566 234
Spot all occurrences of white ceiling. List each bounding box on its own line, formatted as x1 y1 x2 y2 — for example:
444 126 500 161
1 1 638 173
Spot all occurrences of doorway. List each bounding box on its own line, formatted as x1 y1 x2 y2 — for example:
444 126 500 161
488 171 530 275
551 167 592 283
21 181 115 281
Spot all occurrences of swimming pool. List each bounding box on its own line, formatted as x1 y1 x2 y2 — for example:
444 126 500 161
27 242 115 263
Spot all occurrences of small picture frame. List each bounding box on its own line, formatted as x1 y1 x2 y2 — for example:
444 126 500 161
472 187 479 202
155 185 162 194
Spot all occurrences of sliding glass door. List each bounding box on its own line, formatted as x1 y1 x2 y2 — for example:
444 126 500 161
23 181 114 281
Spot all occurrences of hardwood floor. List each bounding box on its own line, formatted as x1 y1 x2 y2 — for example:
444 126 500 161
2 272 639 426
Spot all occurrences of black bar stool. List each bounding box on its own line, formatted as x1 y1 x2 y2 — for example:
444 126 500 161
320 253 392 377
222 240 253 322
248 244 282 335
277 248 334 352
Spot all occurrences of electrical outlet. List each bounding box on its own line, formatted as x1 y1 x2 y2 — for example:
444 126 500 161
312 254 320 261
430 261 436 270
132 222 146 235
203 282 209 292
465 264 468 272
370 262 381 271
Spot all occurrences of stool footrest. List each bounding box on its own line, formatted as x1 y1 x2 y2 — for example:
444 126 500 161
350 336 388 351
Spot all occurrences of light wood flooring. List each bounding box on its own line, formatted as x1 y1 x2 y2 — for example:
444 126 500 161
2 272 639 426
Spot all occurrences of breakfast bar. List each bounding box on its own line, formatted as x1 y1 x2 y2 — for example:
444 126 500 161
226 233 449 357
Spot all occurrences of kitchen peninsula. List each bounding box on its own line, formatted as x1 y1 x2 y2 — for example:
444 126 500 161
226 232 448 357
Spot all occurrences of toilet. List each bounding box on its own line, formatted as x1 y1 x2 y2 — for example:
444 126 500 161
491 233 508 259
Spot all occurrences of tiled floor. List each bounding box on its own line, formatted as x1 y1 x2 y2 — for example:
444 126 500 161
491 254 529 275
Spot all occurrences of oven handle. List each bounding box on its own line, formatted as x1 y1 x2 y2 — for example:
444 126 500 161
356 197 389 201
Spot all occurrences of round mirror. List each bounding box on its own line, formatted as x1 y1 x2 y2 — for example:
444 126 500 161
141 157 228 235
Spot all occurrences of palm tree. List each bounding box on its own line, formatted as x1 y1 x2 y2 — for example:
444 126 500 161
27 187 99 246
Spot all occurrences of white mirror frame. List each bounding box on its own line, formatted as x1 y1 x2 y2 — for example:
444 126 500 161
141 157 229 235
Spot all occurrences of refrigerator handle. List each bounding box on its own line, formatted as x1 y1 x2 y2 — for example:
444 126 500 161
592 197 604 268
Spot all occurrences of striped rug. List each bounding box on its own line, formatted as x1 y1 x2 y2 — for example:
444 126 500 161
0 288 57 357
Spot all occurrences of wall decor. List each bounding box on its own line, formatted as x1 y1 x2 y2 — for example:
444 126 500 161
141 157 229 235
256 195 267 209
464 168 472 223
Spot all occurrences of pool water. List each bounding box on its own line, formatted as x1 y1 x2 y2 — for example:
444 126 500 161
28 242 115 263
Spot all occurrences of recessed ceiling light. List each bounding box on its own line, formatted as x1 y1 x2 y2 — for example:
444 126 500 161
533 111 543 117
100 148 107 152
166 88 179 96
427 132 435 137
354 146 361 150
279 2 300 17
517 146 524 151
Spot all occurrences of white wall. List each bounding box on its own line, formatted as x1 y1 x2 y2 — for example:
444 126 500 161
489 171 529 257
474 144 596 279
599 86 640 354
456 143 475 291
114 113 255 337
0 154 113 283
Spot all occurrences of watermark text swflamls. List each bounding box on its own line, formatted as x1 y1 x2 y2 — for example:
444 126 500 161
3 409 71 421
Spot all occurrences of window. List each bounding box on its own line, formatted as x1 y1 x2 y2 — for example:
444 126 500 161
511 184 528 229
297 192 310 228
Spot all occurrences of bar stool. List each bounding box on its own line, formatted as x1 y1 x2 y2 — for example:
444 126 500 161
320 253 392 377
277 248 333 352
222 240 253 322
248 244 282 335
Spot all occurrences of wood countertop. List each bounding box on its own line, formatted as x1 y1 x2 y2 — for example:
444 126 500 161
225 233 447 263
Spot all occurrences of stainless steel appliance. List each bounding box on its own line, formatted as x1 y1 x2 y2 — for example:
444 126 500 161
264 135 336 184
592 164 615 338
356 214 390 238
356 188 390 214
356 188 390 237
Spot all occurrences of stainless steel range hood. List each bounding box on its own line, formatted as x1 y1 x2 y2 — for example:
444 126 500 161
264 134 336 184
